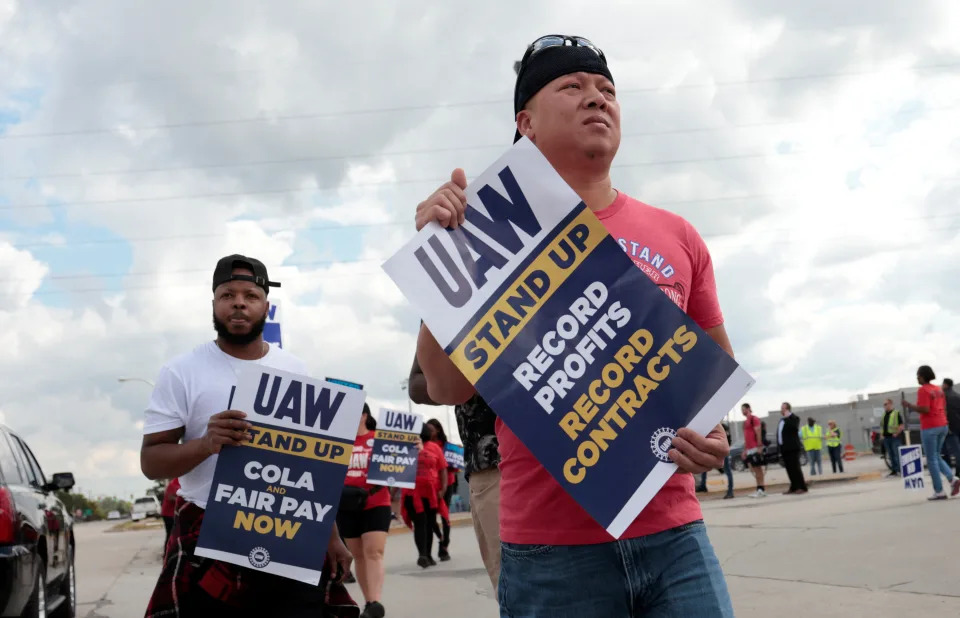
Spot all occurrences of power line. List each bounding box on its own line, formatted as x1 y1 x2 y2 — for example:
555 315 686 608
12 220 408 250
10 211 960 288
5 103 956 184
0 145 920 212
2 62 956 142
0 121 807 182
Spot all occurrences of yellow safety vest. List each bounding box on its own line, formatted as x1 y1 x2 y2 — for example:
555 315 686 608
826 427 842 448
885 409 901 435
801 424 824 451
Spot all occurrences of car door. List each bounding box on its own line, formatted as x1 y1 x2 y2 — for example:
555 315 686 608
9 433 67 582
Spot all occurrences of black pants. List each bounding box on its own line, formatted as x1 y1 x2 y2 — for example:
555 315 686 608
405 496 436 558
828 445 844 473
162 516 174 556
783 450 807 491
432 487 453 552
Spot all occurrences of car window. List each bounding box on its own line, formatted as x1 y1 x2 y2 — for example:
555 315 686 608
9 435 38 486
9 435 45 488
0 431 26 485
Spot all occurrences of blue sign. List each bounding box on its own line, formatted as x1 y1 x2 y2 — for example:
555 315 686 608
899 445 924 490
384 139 755 538
445 443 465 469
264 302 282 348
366 409 423 489
195 366 366 584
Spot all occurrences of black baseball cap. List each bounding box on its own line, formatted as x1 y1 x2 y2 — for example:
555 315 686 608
513 35 614 143
212 254 280 295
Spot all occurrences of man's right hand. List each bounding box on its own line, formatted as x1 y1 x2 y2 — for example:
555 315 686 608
201 410 253 455
415 169 468 231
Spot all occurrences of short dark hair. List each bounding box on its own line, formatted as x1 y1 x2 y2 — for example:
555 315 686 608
944 378 954 389
782 402 792 411
918 365 936 383
741 403 751 410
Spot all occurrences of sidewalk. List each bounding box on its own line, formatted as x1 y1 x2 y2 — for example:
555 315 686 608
698 451 886 499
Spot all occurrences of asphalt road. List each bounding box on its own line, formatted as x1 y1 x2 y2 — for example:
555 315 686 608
75 460 960 617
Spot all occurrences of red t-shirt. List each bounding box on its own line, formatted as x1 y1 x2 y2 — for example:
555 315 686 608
344 431 391 510
161 478 180 517
404 441 445 512
917 384 948 430
497 192 724 545
743 415 761 450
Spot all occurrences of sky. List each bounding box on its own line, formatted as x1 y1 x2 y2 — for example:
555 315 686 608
1 0 959 500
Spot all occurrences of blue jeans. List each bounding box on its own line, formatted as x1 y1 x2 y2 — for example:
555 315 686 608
723 455 734 494
498 521 733 617
921 426 955 494
808 449 823 475
884 436 901 472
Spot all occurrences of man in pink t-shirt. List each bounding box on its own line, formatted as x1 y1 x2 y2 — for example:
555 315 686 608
414 36 735 616
741 403 767 498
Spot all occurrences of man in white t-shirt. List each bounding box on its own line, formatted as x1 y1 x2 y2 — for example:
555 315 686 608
141 255 355 617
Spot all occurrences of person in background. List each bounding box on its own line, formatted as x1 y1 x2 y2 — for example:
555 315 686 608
741 403 766 498
425 418 454 562
881 399 904 476
161 477 180 557
337 404 390 618
825 420 844 473
409 357 501 592
778 403 808 495
902 365 960 500
942 378 960 477
402 422 447 568
695 421 734 499
801 417 824 476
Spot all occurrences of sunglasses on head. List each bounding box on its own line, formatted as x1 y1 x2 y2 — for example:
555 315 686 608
519 35 606 71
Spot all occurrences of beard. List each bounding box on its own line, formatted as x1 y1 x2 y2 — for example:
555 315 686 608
213 309 267 346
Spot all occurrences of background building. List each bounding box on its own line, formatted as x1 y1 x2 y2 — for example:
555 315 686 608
729 386 921 451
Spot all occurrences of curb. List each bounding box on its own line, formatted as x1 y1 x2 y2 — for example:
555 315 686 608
698 470 881 501
387 514 474 535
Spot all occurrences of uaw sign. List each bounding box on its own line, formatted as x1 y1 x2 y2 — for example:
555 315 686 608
899 445 924 490
366 409 423 489
196 366 366 584
383 138 754 538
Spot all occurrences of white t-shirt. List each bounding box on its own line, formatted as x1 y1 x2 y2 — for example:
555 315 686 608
143 341 307 508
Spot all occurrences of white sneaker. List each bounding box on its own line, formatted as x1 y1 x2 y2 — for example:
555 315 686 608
748 489 766 498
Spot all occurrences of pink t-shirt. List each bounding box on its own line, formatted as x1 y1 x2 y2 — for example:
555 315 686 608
498 191 724 545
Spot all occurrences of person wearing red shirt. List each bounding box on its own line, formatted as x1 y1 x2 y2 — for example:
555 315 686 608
337 404 391 618
425 418 455 562
402 423 447 568
161 477 180 556
902 365 960 500
741 403 766 498
415 35 735 617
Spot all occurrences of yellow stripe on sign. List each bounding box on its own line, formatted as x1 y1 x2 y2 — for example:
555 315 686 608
245 426 352 465
375 430 421 443
449 208 607 383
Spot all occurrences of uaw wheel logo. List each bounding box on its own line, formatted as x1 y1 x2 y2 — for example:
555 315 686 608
650 427 677 463
248 546 271 569
386 477 396 487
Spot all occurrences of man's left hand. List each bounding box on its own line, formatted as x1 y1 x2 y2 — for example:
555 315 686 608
327 535 353 582
669 425 729 474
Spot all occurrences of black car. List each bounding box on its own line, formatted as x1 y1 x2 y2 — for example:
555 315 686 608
0 425 76 617
729 441 809 472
